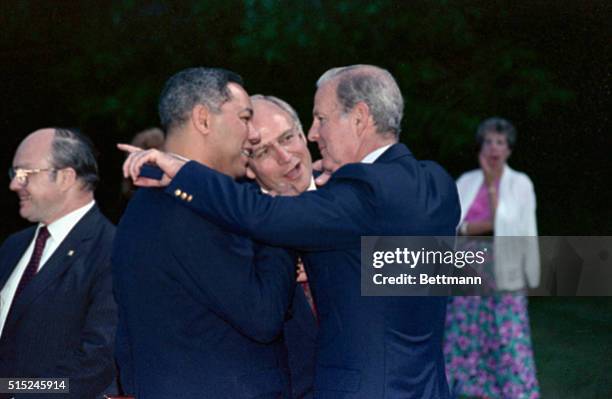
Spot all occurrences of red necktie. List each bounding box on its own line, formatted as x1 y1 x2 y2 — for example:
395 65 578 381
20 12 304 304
297 257 317 319
14 226 50 298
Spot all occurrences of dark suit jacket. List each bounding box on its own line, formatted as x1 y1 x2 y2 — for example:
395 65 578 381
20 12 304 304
164 143 461 398
112 187 304 399
284 285 317 399
237 179 317 399
0 205 117 399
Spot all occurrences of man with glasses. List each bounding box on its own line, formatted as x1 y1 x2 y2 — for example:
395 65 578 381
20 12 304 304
0 128 117 398
246 95 318 398
246 95 315 197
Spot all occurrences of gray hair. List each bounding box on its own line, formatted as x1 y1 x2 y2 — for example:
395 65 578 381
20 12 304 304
158 67 244 132
317 65 404 137
50 128 99 191
476 117 517 149
250 94 303 134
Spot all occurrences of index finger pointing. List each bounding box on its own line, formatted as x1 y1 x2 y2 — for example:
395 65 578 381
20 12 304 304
117 143 144 154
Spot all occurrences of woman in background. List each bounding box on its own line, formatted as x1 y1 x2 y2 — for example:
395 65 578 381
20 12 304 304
444 117 540 399
120 127 165 200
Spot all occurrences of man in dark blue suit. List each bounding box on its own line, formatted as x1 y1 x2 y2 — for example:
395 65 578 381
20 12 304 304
0 128 116 398
113 68 313 398
122 65 461 398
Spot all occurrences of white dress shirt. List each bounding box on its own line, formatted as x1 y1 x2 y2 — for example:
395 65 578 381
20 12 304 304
0 200 95 337
361 144 393 164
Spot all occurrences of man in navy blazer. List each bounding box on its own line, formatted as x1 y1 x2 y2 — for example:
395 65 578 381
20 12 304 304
113 67 313 398
123 65 461 398
0 128 117 398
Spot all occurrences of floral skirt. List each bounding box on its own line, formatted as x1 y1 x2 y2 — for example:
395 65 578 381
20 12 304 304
444 295 540 399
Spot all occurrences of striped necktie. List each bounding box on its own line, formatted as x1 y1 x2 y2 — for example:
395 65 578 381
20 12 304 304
14 226 50 298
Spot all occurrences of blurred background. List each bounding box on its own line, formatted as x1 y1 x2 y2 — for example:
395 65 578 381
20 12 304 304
1 1 610 397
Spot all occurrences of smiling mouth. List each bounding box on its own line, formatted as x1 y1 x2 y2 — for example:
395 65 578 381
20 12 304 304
284 162 302 180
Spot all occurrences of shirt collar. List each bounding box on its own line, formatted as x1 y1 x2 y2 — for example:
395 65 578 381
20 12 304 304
40 200 95 243
360 144 393 164
260 177 316 194
306 177 317 191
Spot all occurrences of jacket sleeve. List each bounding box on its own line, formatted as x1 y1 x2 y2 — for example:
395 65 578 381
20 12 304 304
165 161 375 251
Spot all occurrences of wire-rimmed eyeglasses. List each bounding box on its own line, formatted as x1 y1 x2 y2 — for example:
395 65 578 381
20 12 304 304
8 167 56 186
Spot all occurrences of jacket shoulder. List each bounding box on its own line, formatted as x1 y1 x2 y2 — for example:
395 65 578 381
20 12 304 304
0 226 37 249
333 162 372 179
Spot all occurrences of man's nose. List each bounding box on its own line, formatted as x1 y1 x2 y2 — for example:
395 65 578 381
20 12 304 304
9 174 21 192
307 123 319 142
247 122 260 144
274 145 292 164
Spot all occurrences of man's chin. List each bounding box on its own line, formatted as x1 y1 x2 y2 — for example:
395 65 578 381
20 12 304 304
230 163 248 179
278 185 300 197
322 159 340 173
19 209 35 223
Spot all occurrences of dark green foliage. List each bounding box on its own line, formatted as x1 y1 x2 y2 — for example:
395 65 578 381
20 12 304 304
0 0 609 234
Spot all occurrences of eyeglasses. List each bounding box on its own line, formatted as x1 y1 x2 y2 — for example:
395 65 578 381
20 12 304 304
8 167 55 186
249 129 301 161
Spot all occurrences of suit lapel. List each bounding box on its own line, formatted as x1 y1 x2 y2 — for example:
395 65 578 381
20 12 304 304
4 206 102 330
0 228 36 289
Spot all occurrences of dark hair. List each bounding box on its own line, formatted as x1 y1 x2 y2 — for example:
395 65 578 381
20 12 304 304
158 67 244 132
476 117 517 149
50 128 99 191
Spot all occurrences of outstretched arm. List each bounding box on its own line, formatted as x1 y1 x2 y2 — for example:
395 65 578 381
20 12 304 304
167 160 374 251
117 144 375 250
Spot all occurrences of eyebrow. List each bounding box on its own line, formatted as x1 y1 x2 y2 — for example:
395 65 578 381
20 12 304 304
252 128 294 150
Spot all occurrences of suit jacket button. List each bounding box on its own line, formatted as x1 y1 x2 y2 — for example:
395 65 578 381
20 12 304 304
187 195 193 202
174 189 182 197
181 192 188 200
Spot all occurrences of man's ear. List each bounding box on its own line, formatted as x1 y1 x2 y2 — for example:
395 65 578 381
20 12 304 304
58 167 77 191
246 166 256 180
191 104 211 136
352 101 371 136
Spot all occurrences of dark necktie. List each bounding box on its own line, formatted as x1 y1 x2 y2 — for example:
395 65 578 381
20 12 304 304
14 226 50 298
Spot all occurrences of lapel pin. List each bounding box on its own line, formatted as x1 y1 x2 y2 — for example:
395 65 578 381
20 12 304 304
68 250 75 256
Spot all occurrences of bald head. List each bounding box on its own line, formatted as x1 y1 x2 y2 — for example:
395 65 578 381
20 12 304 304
251 98 295 138
15 128 55 162
10 128 97 224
